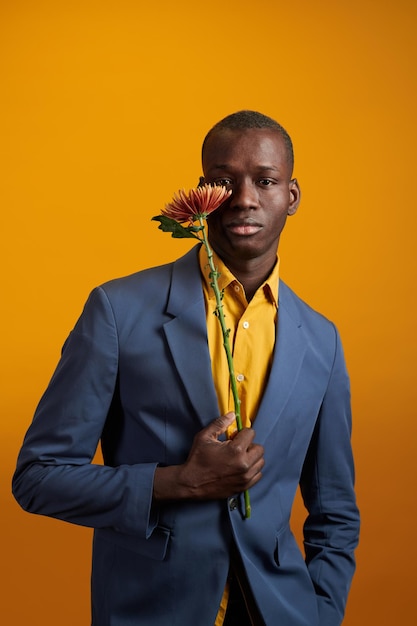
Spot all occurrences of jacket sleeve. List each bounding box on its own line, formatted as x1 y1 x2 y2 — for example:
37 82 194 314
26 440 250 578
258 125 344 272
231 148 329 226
12 287 158 538
299 324 360 626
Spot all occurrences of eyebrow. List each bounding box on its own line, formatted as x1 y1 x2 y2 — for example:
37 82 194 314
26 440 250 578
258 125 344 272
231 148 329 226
209 164 281 173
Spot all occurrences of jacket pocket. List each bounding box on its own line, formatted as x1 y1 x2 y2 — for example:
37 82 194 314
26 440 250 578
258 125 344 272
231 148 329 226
273 525 292 567
96 525 171 561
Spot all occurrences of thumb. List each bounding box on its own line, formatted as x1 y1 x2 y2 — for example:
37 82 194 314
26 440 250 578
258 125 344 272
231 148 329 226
206 412 235 439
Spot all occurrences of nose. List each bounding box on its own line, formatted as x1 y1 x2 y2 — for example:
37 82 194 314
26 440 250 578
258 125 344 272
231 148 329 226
229 180 259 210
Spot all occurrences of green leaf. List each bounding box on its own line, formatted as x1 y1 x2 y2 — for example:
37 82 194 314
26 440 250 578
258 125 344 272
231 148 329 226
151 215 201 240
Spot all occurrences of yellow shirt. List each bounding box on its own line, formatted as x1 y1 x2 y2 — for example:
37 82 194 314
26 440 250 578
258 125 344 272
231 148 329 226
199 246 279 435
198 246 279 624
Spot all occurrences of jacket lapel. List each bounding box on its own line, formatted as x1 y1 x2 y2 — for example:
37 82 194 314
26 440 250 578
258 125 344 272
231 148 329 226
254 282 307 444
163 247 220 427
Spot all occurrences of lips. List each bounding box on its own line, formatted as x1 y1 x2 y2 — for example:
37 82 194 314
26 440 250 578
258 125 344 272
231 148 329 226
226 220 263 236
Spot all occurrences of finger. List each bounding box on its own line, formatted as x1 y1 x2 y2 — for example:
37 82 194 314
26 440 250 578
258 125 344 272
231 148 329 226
242 452 265 484
228 439 264 474
230 427 257 448
205 412 236 439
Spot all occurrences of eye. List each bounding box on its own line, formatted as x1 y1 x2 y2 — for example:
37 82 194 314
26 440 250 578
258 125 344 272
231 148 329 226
215 178 233 188
258 178 274 186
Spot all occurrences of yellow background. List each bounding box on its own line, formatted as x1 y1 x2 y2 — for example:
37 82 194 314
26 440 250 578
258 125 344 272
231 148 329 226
2 1 416 623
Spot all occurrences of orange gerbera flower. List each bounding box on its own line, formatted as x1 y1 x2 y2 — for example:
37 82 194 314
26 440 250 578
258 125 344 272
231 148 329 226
161 184 230 223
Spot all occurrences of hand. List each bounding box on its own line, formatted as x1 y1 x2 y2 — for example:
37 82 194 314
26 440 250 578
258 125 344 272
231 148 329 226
153 412 264 502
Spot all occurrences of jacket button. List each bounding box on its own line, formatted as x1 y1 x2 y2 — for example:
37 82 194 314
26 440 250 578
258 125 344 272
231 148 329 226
229 497 238 511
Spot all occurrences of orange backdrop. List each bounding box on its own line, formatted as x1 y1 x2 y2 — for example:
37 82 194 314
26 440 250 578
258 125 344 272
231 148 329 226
2 1 416 624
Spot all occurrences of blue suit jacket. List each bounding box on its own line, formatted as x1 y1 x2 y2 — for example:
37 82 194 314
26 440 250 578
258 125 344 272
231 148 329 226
13 246 359 626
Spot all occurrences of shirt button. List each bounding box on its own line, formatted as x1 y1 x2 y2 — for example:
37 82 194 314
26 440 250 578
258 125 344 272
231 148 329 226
234 285 240 292
242 321 250 329
229 497 238 511
236 374 245 382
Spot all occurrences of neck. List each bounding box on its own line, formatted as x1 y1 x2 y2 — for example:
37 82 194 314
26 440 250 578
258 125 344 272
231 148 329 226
220 254 277 302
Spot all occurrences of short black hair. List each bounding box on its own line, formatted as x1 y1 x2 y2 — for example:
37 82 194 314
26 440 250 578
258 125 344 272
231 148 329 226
202 110 294 173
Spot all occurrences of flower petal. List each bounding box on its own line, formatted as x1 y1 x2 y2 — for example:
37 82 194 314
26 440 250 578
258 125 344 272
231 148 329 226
161 184 231 223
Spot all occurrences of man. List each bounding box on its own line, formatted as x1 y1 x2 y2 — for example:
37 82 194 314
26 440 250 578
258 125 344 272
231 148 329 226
13 111 360 625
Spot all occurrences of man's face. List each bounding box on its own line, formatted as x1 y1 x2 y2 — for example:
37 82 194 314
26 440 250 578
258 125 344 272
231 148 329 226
202 128 300 267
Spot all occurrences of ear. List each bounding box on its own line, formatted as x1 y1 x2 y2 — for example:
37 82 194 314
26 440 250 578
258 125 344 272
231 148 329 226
288 178 301 215
198 176 205 187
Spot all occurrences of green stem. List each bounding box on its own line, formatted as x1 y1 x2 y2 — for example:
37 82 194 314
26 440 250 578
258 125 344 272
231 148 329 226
199 217 251 519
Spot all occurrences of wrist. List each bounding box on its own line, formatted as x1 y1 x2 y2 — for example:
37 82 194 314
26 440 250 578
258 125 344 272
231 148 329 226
153 465 195 502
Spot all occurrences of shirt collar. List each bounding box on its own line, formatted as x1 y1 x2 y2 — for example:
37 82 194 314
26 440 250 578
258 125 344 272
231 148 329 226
198 245 279 307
